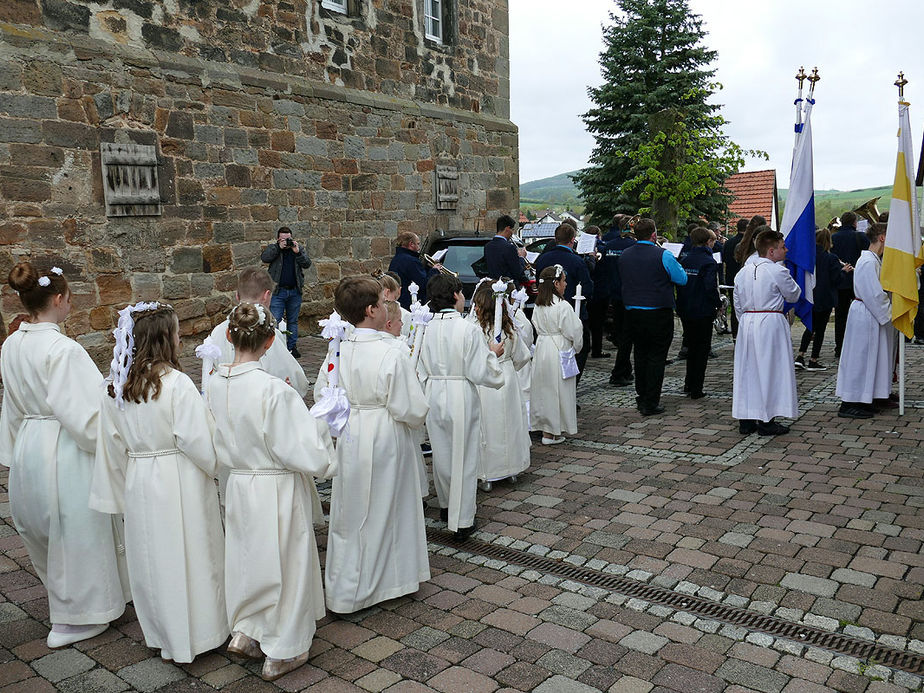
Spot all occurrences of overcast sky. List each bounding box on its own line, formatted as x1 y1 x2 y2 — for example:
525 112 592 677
510 0 924 191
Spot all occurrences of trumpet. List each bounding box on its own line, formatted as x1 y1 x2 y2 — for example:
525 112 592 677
628 214 641 229
422 253 459 278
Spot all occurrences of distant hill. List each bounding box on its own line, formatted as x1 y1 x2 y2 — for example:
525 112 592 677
520 171 581 205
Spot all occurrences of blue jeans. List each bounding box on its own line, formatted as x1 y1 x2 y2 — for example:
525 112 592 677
270 287 302 351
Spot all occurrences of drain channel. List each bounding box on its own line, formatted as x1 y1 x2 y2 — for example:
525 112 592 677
427 528 924 677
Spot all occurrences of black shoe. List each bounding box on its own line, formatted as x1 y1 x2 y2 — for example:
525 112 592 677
576 404 582 411
439 508 448 522
794 355 806 370
421 442 432 456
738 420 757 435
591 352 612 358
454 521 478 539
838 404 872 419
609 376 633 386
677 349 688 360
682 384 690 394
291 348 301 359
873 398 899 410
664 358 674 365
690 392 706 400
758 421 790 436
914 338 924 345
805 360 828 372
638 405 665 417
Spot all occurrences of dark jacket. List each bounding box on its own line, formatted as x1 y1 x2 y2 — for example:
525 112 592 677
813 245 850 312
600 235 636 302
388 246 437 309
483 235 526 284
831 225 868 289
676 247 720 319
261 243 312 293
722 233 744 285
535 244 594 320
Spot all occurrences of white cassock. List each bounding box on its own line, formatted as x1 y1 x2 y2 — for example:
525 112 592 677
317 328 430 613
207 362 335 659
733 256 801 421
530 298 583 436
0 323 129 626
836 250 896 403
400 306 413 340
417 311 503 531
90 369 228 663
475 326 531 482
512 307 535 429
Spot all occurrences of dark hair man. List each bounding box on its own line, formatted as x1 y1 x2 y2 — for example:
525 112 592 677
261 226 312 358
831 210 870 357
483 214 526 284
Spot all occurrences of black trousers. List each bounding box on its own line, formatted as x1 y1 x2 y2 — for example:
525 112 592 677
680 316 712 396
587 298 609 356
834 288 854 356
915 282 924 339
609 300 633 380
626 308 674 411
575 322 591 385
799 308 833 360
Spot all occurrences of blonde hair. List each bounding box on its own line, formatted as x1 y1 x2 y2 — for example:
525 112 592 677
384 299 402 322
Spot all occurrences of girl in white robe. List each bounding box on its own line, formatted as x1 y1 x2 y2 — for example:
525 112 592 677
512 305 535 428
530 266 583 442
319 277 431 613
417 275 504 535
470 283 531 485
732 232 802 433
207 302 335 681
90 303 228 663
836 236 896 410
0 263 129 648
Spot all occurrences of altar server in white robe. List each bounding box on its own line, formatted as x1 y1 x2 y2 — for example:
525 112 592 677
381 271 414 340
530 265 583 443
470 282 531 485
733 229 801 436
417 274 504 536
319 277 431 613
206 303 335 681
512 303 535 427
836 223 897 418
0 263 129 648
90 303 228 663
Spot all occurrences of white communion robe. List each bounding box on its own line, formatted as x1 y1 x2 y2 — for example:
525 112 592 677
732 256 802 421
90 369 228 663
512 307 535 425
530 298 583 436
475 326 532 482
417 311 503 531
0 322 129 626
207 362 335 659
836 250 896 403
318 329 431 613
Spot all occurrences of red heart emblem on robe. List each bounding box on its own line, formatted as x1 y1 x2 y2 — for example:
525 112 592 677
327 363 335 372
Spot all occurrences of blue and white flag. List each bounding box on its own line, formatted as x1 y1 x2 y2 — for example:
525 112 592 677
780 98 816 330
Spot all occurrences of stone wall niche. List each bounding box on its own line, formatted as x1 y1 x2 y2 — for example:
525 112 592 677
100 142 162 218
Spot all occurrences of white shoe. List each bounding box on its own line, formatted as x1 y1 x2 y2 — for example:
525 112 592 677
541 435 565 445
46 624 108 649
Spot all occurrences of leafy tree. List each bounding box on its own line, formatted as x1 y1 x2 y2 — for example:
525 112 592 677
574 0 752 229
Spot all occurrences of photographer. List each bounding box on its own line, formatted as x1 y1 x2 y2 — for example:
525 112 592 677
261 226 312 358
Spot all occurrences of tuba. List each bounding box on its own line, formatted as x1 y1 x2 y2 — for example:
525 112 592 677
853 196 881 224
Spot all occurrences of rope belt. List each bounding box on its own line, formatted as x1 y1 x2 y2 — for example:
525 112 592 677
349 403 386 410
23 415 55 420
128 449 180 459
229 469 294 476
744 310 783 314
428 375 466 380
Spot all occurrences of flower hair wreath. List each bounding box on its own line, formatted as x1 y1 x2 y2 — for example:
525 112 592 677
107 301 173 409
538 264 565 283
228 302 276 334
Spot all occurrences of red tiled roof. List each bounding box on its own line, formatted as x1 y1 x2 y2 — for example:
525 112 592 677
725 169 777 224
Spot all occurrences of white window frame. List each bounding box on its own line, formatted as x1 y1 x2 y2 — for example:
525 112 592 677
424 0 442 43
321 0 348 14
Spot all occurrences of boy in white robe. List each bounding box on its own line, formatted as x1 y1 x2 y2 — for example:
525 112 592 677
733 229 802 436
318 277 431 613
836 223 897 418
207 302 336 681
0 263 129 648
417 274 504 537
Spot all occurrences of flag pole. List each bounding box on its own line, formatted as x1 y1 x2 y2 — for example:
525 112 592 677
895 72 909 416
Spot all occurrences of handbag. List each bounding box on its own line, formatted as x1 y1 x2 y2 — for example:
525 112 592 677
559 347 579 379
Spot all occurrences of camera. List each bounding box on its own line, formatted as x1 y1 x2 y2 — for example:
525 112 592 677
283 238 294 248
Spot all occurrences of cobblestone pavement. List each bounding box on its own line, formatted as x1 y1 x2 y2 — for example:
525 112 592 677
2 327 924 692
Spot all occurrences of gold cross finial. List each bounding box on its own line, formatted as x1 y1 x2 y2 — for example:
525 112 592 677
808 67 820 85
895 71 908 98
795 66 806 88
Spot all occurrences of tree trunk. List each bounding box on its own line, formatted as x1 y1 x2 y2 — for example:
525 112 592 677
649 109 684 239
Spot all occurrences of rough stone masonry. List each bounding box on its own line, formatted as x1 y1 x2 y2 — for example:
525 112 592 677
0 0 518 363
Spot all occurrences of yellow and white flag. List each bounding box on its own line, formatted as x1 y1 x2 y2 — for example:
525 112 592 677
881 101 924 338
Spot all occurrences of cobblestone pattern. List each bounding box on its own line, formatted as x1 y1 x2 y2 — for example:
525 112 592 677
1 332 923 691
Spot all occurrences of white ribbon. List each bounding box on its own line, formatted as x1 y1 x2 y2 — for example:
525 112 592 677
491 279 507 343
309 311 352 436
107 301 165 410
409 302 433 368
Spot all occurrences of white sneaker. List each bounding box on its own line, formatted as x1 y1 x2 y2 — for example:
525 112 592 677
47 624 108 649
541 435 565 445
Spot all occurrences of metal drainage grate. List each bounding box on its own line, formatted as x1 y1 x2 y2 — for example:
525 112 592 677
427 528 924 677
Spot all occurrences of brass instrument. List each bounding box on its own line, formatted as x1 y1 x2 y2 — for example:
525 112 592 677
422 253 459 278
512 236 535 272
853 196 881 224
827 216 841 231
628 214 641 229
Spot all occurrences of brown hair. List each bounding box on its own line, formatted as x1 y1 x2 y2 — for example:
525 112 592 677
237 267 274 301
379 273 400 294
536 265 565 306
228 302 276 353
840 211 858 228
109 305 181 403
335 276 382 326
395 231 419 248
734 215 767 264
554 223 576 245
426 274 463 312
8 262 69 316
633 217 656 240
472 282 514 340
815 227 833 252
867 222 887 244
755 228 783 256
385 270 401 287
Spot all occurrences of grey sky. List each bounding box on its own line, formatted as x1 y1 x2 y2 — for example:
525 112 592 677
510 0 924 191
